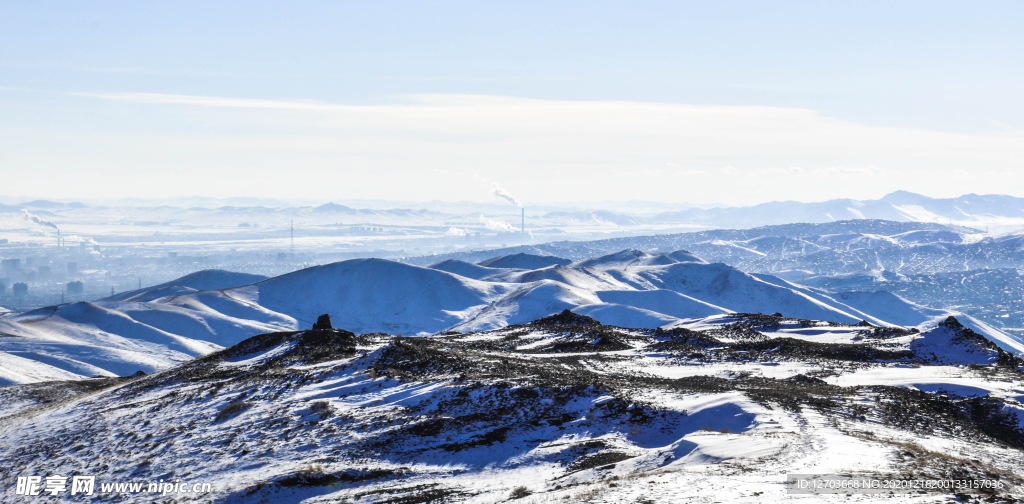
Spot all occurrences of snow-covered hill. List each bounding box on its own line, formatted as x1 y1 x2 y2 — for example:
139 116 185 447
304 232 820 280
104 269 268 302
1 312 1021 502
427 259 510 280
2 251 1021 385
478 252 572 269
252 259 511 335
0 292 294 386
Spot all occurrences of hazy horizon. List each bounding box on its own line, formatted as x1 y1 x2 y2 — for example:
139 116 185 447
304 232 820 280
0 188 1017 212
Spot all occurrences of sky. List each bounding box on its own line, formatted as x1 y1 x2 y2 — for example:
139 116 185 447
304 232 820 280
1 1 1023 206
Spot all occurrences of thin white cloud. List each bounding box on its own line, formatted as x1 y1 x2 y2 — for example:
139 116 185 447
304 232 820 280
71 91 355 112
8 92 1024 204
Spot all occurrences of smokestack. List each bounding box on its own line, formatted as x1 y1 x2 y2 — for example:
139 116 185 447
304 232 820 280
521 208 524 234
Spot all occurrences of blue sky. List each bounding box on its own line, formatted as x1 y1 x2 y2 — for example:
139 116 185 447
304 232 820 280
2 1 1023 204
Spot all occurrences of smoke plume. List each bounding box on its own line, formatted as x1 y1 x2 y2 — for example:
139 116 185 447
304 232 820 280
21 209 58 230
491 183 521 207
478 214 517 232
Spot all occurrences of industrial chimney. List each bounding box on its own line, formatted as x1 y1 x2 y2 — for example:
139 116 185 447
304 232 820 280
521 208 524 234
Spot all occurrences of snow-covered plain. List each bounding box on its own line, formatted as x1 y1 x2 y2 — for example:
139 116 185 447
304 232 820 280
0 312 1021 503
2 250 1020 384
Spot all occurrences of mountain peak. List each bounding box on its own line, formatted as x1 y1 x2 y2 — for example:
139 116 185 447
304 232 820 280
879 190 931 205
312 202 356 213
938 315 964 329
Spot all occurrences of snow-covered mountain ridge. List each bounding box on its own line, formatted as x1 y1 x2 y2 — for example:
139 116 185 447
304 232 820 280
408 219 1010 276
409 219 1024 339
2 250 1019 385
1 312 1021 502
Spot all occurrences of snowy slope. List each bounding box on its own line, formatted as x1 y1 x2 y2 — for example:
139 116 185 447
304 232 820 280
826 291 946 326
911 317 1005 365
0 269 297 383
0 352 83 386
919 313 1024 355
427 259 511 280
488 264 633 291
449 280 600 332
105 269 268 302
630 262 863 323
664 249 708 264
1 314 1021 503
573 303 680 328
478 252 571 269
596 289 729 319
0 297 294 383
576 249 683 269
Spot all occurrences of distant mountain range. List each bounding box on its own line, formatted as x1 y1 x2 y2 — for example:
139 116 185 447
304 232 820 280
644 191 1024 228
408 219 991 273
6 190 1024 231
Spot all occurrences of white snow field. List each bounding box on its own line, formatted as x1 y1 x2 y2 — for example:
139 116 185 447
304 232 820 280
0 312 1021 503
1 251 1021 384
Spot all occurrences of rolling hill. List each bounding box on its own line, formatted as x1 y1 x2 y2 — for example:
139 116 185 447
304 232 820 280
1 250 1021 385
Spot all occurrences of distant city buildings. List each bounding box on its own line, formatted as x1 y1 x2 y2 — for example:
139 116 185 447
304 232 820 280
13 282 27 297
67 262 77 274
2 258 20 272
67 281 84 296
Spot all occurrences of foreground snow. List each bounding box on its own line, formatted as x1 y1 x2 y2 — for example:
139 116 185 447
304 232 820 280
0 312 1021 503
